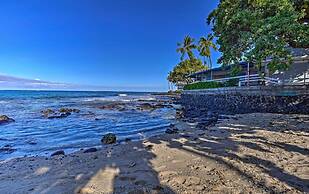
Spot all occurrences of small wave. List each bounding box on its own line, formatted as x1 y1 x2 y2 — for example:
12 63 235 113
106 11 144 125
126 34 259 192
82 97 120 102
118 94 127 97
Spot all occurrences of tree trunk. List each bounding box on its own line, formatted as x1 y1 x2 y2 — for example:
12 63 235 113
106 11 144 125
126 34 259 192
209 57 213 80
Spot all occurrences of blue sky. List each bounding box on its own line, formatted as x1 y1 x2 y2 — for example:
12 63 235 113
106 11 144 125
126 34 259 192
0 0 220 91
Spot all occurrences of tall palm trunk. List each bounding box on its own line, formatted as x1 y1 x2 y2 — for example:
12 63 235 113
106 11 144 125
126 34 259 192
209 56 213 80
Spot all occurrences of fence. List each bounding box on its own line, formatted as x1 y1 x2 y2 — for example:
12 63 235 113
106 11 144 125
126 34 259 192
192 73 309 87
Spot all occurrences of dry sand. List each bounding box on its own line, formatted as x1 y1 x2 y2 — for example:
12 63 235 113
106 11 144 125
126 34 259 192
0 113 308 194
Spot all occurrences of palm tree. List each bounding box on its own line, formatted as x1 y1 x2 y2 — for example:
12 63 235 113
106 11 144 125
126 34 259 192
176 35 196 61
198 34 217 79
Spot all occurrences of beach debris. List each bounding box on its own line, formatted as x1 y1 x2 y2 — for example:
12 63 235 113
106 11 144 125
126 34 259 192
165 124 179 134
101 133 117 144
0 144 16 154
0 115 15 125
51 150 65 157
83 147 98 153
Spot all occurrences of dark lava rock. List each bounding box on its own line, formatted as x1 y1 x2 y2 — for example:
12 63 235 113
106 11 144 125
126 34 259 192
41 109 55 117
101 133 117 144
0 115 15 125
42 108 79 119
59 108 80 113
0 145 16 154
137 103 154 111
125 138 132 142
83 147 98 153
165 124 179 134
99 103 127 111
51 150 65 157
47 112 71 119
25 140 37 145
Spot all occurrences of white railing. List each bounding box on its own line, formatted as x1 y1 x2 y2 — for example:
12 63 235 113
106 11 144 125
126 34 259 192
195 74 280 86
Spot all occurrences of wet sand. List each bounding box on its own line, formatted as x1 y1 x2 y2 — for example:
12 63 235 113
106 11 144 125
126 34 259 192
0 113 308 194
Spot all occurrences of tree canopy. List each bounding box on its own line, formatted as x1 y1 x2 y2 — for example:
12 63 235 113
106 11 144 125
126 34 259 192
167 59 206 84
176 35 197 61
208 0 309 72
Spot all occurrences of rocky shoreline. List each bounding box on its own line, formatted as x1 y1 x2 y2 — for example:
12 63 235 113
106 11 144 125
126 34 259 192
0 107 308 193
0 94 179 158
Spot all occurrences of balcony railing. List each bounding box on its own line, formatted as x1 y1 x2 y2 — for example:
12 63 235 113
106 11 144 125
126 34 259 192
193 73 309 87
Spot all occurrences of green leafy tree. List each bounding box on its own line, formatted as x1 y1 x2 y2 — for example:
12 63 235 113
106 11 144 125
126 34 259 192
198 34 218 79
176 35 197 61
207 0 309 73
167 59 206 84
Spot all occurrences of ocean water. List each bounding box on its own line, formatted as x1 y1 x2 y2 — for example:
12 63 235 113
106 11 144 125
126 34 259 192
0 90 175 160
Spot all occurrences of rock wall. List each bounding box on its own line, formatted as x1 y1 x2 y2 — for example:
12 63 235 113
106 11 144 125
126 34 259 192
180 86 309 116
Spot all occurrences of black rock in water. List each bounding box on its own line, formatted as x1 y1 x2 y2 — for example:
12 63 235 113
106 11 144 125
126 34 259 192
165 124 179 134
0 115 15 125
101 133 117 144
83 148 98 153
51 150 65 157
0 144 16 154
41 108 80 119
59 108 80 114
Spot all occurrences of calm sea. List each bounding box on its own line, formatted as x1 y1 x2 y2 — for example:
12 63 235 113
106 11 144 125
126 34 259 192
0 90 174 160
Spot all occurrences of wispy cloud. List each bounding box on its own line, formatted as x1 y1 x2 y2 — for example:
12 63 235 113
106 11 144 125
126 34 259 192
0 74 166 92
0 74 74 90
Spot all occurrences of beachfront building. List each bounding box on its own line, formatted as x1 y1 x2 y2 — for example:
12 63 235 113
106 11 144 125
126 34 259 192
189 48 309 86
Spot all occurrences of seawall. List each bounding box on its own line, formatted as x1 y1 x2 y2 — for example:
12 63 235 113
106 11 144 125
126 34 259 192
180 85 309 116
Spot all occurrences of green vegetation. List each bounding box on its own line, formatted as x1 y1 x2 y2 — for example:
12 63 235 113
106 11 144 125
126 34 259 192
176 35 197 61
208 0 309 73
168 35 215 85
169 0 308 89
184 81 224 90
167 59 206 85
198 34 218 70
184 79 239 90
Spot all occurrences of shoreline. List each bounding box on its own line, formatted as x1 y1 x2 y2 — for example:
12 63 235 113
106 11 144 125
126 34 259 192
0 93 177 161
0 113 308 193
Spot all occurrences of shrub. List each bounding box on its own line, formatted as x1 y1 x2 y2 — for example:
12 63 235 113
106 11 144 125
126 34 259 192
184 81 224 90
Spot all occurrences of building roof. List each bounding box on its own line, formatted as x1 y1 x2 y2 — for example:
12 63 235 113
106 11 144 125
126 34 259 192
189 62 250 77
189 49 309 78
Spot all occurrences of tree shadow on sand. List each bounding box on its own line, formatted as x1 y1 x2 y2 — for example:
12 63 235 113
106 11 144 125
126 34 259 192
0 139 176 194
0 113 308 193
147 115 309 193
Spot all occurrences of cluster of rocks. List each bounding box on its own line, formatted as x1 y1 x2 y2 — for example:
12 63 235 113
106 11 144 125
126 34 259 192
136 103 173 111
195 112 219 130
181 90 309 115
99 103 127 111
0 115 15 125
98 102 173 112
101 133 117 144
165 124 179 134
41 108 80 119
0 144 16 154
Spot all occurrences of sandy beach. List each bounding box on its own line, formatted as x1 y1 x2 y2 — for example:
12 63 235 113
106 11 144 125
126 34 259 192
0 113 308 194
